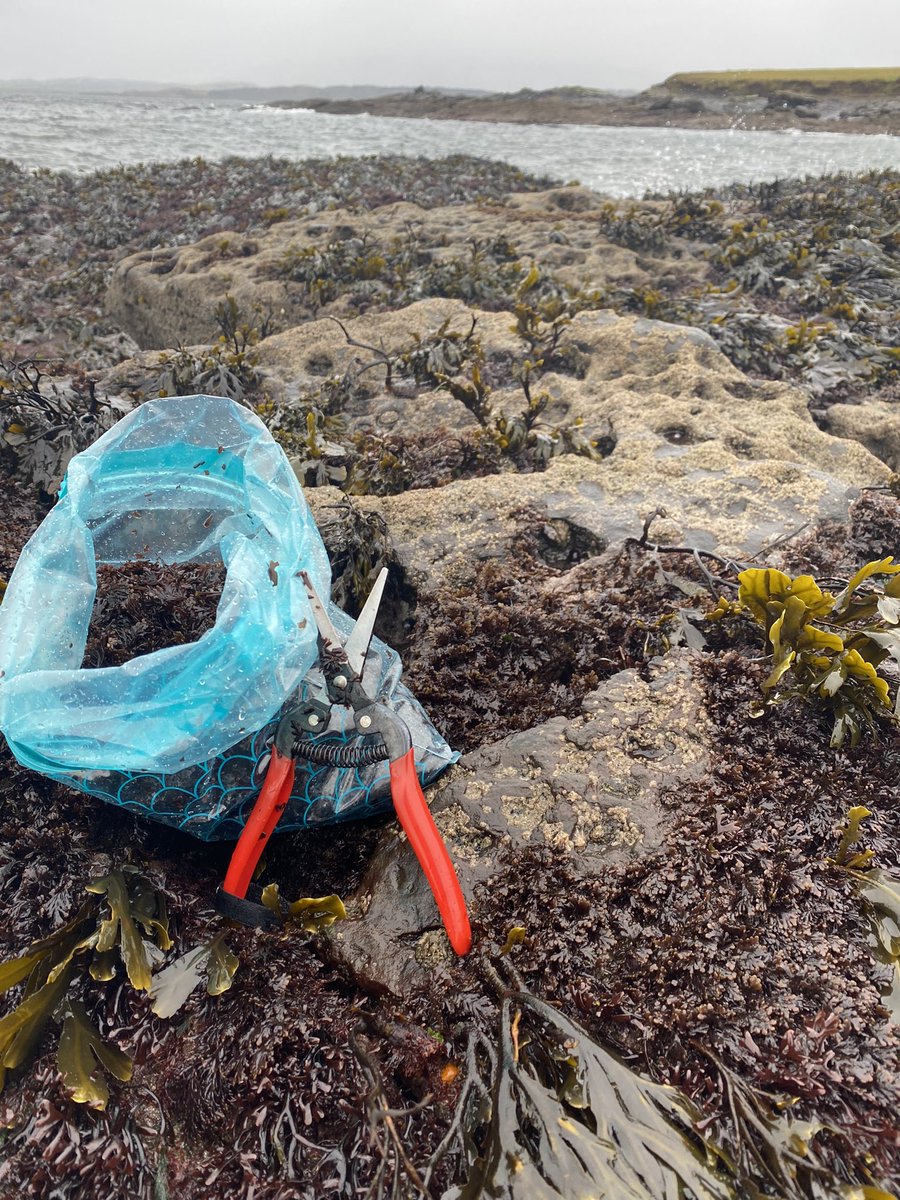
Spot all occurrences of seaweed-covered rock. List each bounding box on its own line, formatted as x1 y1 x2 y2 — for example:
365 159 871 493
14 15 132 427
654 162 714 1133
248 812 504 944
271 305 893 593
105 191 685 349
330 653 707 994
259 297 515 438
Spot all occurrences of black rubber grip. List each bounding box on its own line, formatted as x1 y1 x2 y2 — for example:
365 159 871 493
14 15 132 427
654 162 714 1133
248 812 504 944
214 886 283 930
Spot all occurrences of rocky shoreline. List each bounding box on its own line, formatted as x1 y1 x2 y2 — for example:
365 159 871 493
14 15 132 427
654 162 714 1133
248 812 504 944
268 74 900 136
0 154 899 1198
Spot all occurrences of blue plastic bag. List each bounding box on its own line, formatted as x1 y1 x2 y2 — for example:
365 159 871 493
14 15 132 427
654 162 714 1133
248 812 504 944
0 395 455 838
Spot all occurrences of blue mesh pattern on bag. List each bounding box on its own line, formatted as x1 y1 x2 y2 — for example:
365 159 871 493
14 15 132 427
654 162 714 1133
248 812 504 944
0 396 455 837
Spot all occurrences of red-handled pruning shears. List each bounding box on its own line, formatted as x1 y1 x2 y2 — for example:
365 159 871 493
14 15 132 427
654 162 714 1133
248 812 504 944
215 568 472 956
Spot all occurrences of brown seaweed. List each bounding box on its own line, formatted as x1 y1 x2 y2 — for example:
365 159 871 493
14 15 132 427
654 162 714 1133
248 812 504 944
57 1000 133 1110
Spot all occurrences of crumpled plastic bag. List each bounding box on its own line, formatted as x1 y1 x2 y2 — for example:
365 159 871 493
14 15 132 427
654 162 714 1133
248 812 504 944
0 395 455 838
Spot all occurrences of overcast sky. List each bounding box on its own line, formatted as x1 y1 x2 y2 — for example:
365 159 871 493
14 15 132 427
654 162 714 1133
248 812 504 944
1 0 898 91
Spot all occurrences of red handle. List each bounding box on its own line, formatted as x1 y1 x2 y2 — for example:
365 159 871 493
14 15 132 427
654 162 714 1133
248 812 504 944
222 747 296 899
390 748 472 956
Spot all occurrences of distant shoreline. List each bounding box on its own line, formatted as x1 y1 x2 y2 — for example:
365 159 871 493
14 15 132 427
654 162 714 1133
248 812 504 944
268 77 900 137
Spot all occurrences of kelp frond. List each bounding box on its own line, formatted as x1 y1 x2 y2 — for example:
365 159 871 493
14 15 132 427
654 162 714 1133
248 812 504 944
57 1001 132 1110
150 933 239 1019
453 990 736 1199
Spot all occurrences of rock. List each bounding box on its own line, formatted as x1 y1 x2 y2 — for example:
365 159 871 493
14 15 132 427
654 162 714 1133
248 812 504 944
102 296 890 593
824 399 900 472
354 457 609 594
105 191 690 349
259 298 516 438
327 653 709 995
265 304 890 593
257 305 723 442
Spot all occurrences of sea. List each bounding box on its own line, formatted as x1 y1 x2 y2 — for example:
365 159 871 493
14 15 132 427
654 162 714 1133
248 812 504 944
1 91 898 197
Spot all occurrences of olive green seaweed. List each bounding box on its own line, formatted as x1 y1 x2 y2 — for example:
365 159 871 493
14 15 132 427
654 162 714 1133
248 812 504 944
499 926 527 955
443 989 899 1200
57 1000 133 1110
709 1052 898 1199
452 991 736 1200
261 883 348 932
0 869 173 1104
720 561 900 746
87 870 156 991
831 805 874 869
0 961 74 1090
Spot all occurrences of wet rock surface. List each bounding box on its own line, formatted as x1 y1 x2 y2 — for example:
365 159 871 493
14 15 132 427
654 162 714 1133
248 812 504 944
330 654 706 995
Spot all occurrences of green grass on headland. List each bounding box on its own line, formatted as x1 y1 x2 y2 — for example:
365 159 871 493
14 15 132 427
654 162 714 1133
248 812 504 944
666 67 899 89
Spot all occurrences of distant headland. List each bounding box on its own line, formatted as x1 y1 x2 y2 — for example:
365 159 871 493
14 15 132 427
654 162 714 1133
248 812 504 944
267 69 900 135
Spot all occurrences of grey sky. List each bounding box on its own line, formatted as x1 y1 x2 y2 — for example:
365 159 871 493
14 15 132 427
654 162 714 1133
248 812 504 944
1 0 898 91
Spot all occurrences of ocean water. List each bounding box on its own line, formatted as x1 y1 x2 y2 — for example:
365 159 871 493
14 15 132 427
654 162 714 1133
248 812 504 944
1 91 898 197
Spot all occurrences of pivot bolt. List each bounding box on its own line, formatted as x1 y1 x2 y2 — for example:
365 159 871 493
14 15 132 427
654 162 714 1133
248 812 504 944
359 714 373 730
308 714 320 728
333 673 348 690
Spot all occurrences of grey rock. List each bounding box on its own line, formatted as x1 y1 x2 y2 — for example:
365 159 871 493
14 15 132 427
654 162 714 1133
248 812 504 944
328 652 710 995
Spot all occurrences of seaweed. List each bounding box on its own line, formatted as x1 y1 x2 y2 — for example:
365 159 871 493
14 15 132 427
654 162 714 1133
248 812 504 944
260 884 348 932
0 355 126 494
438 984 899 1200
329 310 602 491
0 869 170 1108
57 1001 133 1110
844 868 900 1024
708 1053 894 1200
86 560 226 668
86 870 161 991
464 635 900 1191
405 531 698 750
451 990 735 1200
150 933 239 1018
138 292 270 403
719 560 900 745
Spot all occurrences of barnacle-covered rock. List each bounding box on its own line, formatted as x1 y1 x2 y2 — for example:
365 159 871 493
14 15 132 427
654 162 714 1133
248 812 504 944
283 304 893 594
824 398 900 472
330 652 708 994
105 191 680 349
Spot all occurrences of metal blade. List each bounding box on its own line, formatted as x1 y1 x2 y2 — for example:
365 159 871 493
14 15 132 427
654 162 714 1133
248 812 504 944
343 566 388 681
299 570 344 653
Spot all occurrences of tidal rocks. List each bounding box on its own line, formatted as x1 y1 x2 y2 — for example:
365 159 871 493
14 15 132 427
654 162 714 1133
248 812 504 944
825 398 900 472
1 154 554 369
330 653 707 994
104 170 900 428
275 301 894 595
106 189 662 350
102 292 896 594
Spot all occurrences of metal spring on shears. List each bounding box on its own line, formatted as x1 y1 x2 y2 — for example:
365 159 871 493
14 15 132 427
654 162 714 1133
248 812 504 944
293 737 389 768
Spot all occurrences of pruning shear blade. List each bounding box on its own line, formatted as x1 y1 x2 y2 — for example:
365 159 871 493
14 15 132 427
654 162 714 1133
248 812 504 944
299 566 387 682
343 567 388 680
